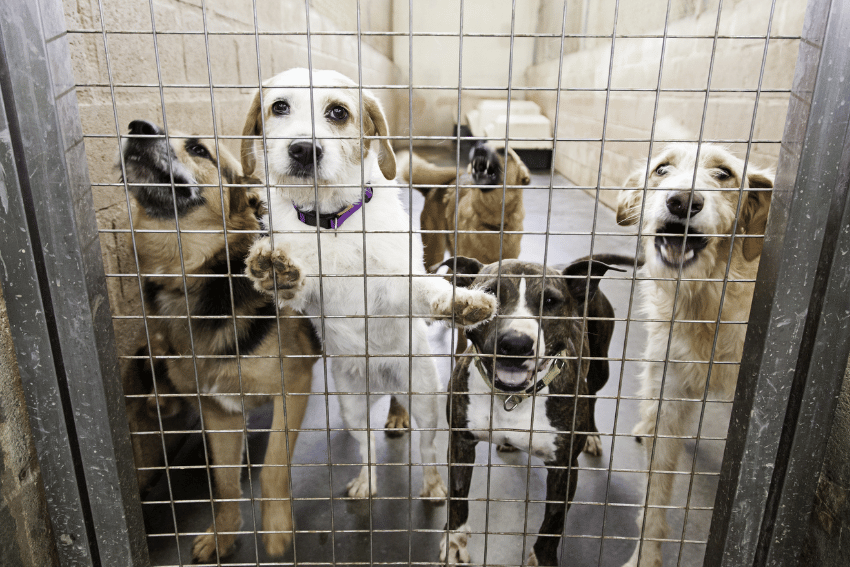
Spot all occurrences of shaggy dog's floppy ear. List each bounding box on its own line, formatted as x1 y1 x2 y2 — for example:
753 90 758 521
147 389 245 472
740 169 774 262
616 168 648 226
362 91 397 181
241 89 263 177
563 256 627 304
438 256 485 288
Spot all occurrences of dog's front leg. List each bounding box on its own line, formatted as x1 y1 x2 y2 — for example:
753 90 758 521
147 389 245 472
414 276 496 328
530 454 581 566
261 366 311 557
245 237 306 304
440 432 476 564
191 399 246 563
626 365 696 567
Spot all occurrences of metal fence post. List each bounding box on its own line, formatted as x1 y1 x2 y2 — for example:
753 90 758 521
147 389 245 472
0 0 149 565
705 0 850 565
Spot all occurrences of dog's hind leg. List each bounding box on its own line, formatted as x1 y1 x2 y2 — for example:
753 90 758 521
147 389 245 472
440 432 476 564
192 399 246 563
261 374 311 556
530 452 581 567
336 372 379 498
407 354 447 500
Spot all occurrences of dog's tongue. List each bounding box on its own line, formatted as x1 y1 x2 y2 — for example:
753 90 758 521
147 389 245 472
495 368 532 388
658 236 695 264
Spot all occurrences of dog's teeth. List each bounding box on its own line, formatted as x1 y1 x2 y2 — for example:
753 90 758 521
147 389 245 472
684 249 695 261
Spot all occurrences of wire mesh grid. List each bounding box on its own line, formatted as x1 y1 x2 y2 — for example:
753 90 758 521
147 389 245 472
64 0 802 565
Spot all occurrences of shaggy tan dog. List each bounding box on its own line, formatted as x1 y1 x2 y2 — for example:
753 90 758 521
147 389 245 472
122 120 320 562
616 143 773 567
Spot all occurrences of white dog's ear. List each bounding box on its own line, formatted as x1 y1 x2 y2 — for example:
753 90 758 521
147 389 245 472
741 169 774 261
617 168 648 225
362 92 396 181
241 89 263 177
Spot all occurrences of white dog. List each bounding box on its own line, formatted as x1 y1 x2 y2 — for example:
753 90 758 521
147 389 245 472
616 144 773 567
241 68 496 500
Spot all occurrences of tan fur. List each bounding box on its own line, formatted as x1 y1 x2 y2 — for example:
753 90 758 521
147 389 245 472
616 144 773 567
399 146 531 271
125 130 319 562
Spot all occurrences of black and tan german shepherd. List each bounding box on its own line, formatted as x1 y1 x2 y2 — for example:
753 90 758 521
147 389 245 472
121 119 320 562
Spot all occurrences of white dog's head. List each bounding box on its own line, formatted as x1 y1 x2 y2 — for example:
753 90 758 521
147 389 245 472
241 68 396 206
617 144 773 279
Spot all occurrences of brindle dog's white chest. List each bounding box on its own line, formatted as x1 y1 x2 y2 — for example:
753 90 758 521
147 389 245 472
464 365 559 462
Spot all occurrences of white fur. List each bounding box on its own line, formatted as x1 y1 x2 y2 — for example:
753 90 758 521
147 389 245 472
246 69 495 499
619 144 773 567
464 359 559 461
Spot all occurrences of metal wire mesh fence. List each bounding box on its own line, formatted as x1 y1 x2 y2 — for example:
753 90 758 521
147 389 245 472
4 0 835 566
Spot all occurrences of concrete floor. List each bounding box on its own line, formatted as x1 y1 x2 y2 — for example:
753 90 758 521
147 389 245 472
142 150 732 566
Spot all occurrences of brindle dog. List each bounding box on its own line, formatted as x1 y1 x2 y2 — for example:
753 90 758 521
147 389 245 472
438 254 634 566
121 120 320 562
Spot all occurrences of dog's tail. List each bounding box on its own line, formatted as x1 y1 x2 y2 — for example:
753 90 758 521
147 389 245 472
396 150 459 195
572 253 643 271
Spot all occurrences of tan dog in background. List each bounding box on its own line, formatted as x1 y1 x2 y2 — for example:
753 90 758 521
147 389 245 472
399 141 530 271
616 143 773 567
122 120 320 562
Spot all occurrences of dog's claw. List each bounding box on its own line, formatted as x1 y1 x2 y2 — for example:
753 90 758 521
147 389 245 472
420 468 447 501
583 434 603 456
346 470 377 498
192 529 236 563
246 238 304 300
432 288 497 327
439 529 471 564
384 397 410 437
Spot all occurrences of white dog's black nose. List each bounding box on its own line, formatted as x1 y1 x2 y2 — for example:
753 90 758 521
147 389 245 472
666 191 704 219
496 332 535 359
289 139 323 167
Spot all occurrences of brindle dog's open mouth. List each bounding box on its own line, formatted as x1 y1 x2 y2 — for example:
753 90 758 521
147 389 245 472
489 357 551 392
654 222 708 268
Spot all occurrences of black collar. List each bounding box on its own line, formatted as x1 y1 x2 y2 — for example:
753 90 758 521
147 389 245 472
293 187 373 230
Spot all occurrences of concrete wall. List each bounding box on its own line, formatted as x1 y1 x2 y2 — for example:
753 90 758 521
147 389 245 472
524 0 805 206
64 0 400 355
391 0 541 141
0 288 59 567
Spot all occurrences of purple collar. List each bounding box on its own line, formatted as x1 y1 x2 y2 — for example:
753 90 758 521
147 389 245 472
292 187 373 230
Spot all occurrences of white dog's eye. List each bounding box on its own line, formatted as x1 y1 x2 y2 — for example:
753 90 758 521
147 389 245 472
715 167 732 180
271 100 290 116
655 164 669 176
327 105 348 121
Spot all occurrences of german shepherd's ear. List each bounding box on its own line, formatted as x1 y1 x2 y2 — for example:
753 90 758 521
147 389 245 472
241 89 263 177
741 169 774 261
563 256 627 304
362 91 396 181
438 256 485 288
